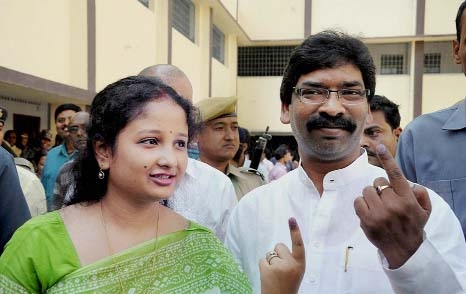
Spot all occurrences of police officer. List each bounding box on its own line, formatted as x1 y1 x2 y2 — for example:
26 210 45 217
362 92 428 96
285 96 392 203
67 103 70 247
196 96 265 199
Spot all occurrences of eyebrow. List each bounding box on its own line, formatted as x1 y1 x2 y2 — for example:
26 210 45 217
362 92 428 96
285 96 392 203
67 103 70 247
300 80 364 88
136 129 188 139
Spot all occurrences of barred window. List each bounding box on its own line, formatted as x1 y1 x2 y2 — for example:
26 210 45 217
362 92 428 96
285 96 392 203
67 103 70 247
424 53 441 73
212 25 225 64
172 0 195 42
238 46 295 76
380 54 404 74
137 0 149 8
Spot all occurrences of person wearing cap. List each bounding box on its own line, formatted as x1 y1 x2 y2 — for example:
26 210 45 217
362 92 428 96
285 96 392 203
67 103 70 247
41 103 82 211
0 106 31 254
231 126 251 168
196 96 265 200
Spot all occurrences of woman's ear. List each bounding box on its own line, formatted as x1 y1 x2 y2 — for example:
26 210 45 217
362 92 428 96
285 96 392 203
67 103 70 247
94 139 111 170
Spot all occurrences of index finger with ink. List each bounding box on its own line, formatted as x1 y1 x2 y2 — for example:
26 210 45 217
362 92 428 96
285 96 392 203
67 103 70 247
288 217 305 263
376 144 411 195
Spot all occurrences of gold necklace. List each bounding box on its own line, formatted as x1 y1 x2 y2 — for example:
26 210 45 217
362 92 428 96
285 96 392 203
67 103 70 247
100 201 160 292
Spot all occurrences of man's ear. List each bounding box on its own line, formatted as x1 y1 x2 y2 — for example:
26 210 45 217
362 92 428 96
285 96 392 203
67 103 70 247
393 127 403 141
280 102 291 124
94 139 111 170
453 39 462 64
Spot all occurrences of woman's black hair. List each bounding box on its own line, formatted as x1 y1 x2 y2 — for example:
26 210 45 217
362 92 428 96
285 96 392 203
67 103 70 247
67 76 196 205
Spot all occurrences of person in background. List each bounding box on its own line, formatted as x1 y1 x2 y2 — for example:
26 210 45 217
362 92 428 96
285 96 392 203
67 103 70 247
3 130 21 156
14 157 47 217
0 106 31 254
396 0 466 239
257 148 274 182
0 76 251 293
268 144 292 182
41 103 81 211
139 64 238 242
52 111 90 210
361 95 402 168
231 126 251 168
225 30 466 293
196 96 265 200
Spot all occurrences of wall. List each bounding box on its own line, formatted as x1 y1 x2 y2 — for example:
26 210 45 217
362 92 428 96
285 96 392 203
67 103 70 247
374 75 412 127
422 74 466 113
237 0 304 40
0 96 48 133
220 0 237 18
211 35 237 97
425 0 463 35
312 0 415 37
95 0 157 91
237 77 291 133
0 0 87 88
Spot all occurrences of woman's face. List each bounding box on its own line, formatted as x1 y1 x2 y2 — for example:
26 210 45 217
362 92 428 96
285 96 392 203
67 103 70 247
101 97 189 203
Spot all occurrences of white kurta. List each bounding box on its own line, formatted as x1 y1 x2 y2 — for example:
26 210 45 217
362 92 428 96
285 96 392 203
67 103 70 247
170 158 237 242
226 152 466 293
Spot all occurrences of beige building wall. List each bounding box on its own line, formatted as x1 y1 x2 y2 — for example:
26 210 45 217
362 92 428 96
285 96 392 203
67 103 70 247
220 0 237 18
425 0 463 35
95 0 157 91
237 0 304 40
0 0 87 89
312 0 415 37
374 75 412 127
237 77 291 134
211 34 237 98
423 74 466 113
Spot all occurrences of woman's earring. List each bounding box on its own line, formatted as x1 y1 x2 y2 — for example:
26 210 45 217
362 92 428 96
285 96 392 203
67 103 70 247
98 169 105 180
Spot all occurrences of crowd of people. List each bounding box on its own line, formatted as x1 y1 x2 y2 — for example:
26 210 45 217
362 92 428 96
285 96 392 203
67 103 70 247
1 1 466 293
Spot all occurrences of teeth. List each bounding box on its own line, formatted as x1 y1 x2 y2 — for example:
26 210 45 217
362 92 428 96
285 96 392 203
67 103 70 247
155 175 170 179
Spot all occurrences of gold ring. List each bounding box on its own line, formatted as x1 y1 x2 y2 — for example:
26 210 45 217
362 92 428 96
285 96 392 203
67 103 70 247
375 185 391 195
266 251 279 264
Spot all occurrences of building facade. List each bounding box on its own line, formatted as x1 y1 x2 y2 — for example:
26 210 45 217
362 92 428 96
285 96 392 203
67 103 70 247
1 0 465 137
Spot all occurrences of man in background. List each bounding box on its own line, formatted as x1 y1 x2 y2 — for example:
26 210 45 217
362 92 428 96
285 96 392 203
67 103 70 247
41 103 81 211
396 0 466 238
196 96 265 200
361 95 402 168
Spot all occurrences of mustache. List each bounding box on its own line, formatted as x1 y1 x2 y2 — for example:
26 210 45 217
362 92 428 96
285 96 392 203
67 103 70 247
306 115 357 133
362 146 377 157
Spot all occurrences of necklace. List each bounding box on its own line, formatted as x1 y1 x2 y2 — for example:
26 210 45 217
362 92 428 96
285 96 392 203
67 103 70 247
100 200 160 292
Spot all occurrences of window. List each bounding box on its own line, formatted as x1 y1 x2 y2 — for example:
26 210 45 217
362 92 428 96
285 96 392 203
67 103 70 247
238 46 296 76
137 0 149 8
212 25 225 63
424 53 441 73
380 54 404 75
172 0 195 42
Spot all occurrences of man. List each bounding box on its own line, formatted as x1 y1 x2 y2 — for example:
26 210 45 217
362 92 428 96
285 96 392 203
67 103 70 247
41 103 81 211
196 96 265 200
361 95 402 167
138 64 237 241
3 130 21 156
52 111 89 210
225 30 466 293
397 1 466 239
0 106 31 254
231 126 250 168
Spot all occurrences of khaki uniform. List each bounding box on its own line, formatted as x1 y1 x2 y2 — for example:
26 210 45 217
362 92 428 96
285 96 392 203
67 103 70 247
227 163 265 200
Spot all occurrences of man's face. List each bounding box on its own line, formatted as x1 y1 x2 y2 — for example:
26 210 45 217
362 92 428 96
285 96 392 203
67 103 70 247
56 109 77 139
453 12 466 75
361 110 402 167
197 116 240 163
6 131 16 146
281 63 370 164
68 113 89 152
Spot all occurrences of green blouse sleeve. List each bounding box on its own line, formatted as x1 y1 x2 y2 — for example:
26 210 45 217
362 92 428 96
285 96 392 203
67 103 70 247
0 211 80 293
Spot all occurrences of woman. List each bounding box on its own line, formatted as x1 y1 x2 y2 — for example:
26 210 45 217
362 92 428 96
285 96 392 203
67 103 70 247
268 144 292 182
0 76 251 293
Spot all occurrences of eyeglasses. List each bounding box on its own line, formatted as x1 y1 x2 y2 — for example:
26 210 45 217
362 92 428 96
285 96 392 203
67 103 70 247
67 125 87 134
293 87 369 105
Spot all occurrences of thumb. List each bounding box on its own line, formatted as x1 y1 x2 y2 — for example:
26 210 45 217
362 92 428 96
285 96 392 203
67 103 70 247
412 183 432 213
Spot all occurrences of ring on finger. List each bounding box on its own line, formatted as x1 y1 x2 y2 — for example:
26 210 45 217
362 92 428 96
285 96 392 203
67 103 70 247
266 250 279 265
375 185 391 196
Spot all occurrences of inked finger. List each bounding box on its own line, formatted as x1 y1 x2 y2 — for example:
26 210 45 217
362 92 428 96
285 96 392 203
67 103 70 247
288 217 305 263
376 144 411 195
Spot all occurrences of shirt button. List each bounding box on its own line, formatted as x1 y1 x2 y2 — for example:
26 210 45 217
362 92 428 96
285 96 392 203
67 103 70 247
309 275 317 283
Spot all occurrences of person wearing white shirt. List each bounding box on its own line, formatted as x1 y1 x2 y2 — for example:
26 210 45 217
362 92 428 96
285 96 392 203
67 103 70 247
225 30 466 293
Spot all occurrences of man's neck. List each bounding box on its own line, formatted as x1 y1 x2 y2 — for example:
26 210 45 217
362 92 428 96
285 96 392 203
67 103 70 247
301 150 362 196
199 156 229 174
64 140 75 154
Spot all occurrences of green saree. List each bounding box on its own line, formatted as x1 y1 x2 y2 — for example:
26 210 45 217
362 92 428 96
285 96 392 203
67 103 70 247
0 212 251 293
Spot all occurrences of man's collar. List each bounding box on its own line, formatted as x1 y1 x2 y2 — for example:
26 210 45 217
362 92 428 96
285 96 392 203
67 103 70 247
442 98 466 130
